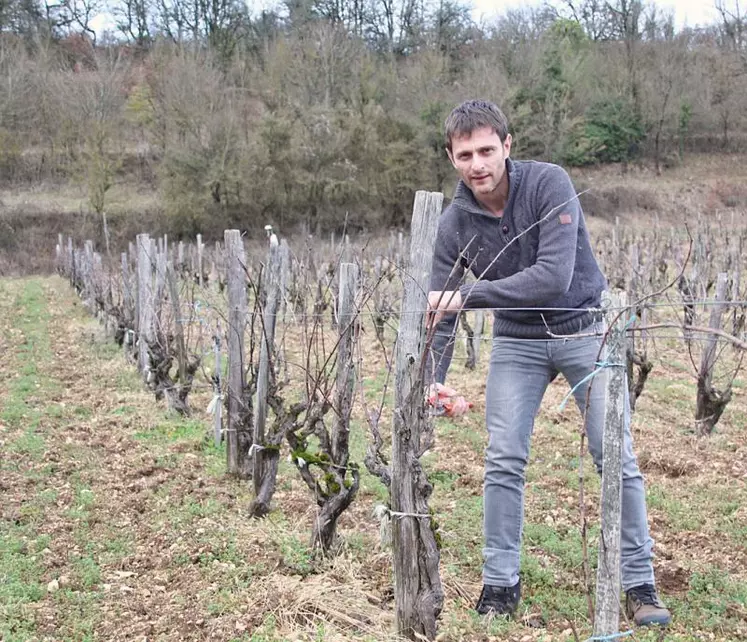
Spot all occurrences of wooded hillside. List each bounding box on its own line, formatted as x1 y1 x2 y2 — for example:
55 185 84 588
1 0 745 263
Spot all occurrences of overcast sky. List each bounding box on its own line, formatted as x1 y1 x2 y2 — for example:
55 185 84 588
471 0 720 29
92 0 724 36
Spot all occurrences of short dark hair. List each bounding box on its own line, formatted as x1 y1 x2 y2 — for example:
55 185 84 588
444 100 510 151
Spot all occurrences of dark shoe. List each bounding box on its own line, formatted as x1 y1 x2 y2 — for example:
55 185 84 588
475 580 521 616
625 584 672 627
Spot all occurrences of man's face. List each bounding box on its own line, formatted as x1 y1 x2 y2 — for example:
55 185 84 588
447 126 512 197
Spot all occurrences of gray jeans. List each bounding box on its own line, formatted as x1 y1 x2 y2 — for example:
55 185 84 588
483 324 654 591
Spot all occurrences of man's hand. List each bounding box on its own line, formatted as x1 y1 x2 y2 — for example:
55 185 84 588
427 383 473 417
427 289 463 329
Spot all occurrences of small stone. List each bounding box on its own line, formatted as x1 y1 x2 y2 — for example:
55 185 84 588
47 579 59 593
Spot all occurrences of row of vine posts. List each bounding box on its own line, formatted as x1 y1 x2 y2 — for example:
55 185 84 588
55 197 746 639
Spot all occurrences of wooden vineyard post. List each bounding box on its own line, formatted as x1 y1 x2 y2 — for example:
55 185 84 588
594 291 628 637
121 252 135 358
474 311 485 363
331 262 359 466
55 234 63 274
67 238 74 286
136 233 154 380
224 230 249 476
253 242 283 492
197 233 204 287
391 191 444 641
83 240 94 309
213 325 222 448
165 263 189 412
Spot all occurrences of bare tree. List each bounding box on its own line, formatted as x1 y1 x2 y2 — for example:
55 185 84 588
716 0 745 53
557 0 616 41
113 0 152 47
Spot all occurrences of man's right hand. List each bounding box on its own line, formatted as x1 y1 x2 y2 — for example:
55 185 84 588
428 383 472 417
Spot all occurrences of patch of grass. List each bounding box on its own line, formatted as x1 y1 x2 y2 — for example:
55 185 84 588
91 338 122 361
66 484 97 530
72 555 101 589
0 527 45 640
53 588 101 640
245 613 279 641
161 493 222 529
7 426 45 458
646 486 706 531
523 523 597 574
2 282 57 481
37 488 59 505
437 416 485 452
276 532 316 577
678 568 747 632
646 377 692 411
362 366 394 405
428 468 460 490
203 441 229 477
100 532 134 562
134 417 206 444
110 405 137 416
114 368 144 392
73 405 93 418
438 491 483 573
206 586 242 615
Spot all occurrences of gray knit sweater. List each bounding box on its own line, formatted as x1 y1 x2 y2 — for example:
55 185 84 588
429 157 607 383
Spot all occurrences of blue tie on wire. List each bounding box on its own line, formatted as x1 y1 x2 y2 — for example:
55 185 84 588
557 314 637 412
584 631 634 642
558 361 624 411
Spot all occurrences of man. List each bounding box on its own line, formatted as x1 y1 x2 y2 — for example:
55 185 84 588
427 99 670 627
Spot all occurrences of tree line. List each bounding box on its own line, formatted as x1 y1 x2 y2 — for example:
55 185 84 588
0 0 745 238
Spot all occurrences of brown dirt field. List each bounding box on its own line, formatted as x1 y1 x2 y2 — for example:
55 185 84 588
1 276 746 642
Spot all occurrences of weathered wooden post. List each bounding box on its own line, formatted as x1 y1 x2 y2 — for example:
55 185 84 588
67 238 74 285
331 261 359 465
224 230 250 476
121 252 135 359
213 324 223 448
391 191 443 641
211 240 222 292
594 291 628 636
197 233 204 287
56 234 63 274
254 242 283 490
279 239 290 323
136 233 154 380
83 240 95 308
121 253 133 322
730 238 742 335
93 251 104 320
155 238 168 323
474 310 485 362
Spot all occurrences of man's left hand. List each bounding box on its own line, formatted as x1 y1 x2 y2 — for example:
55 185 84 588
427 290 463 328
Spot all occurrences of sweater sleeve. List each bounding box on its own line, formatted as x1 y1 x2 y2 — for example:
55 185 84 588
426 211 465 384
459 166 580 309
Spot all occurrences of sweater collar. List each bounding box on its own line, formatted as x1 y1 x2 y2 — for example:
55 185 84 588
452 157 522 217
